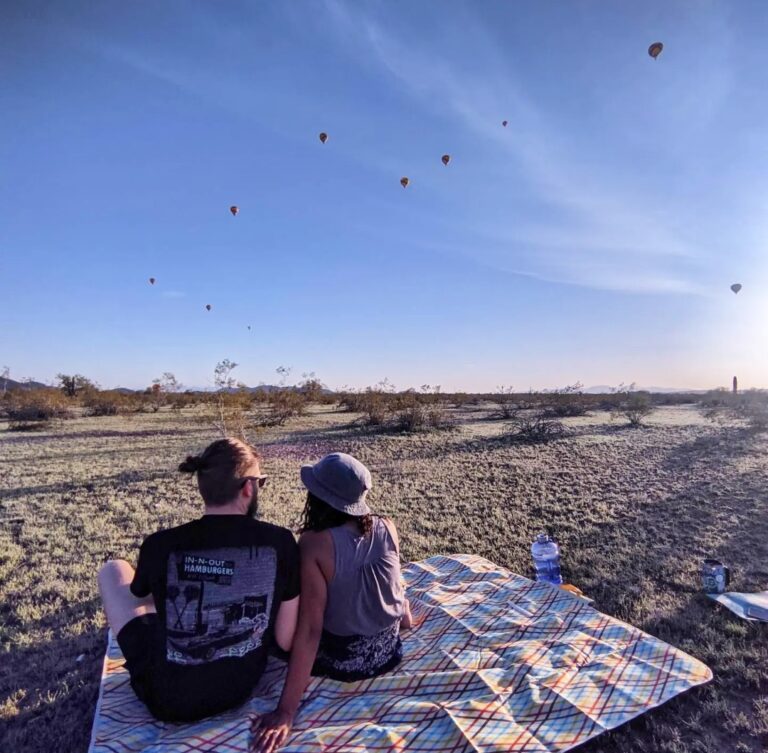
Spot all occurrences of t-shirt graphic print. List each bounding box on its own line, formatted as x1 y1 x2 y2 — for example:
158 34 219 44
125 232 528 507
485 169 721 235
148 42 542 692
165 545 277 665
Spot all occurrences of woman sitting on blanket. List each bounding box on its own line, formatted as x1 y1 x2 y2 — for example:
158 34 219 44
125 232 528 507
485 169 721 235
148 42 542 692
254 452 412 752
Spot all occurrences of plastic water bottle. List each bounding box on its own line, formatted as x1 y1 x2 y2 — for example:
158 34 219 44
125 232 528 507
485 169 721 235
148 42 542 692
531 533 563 585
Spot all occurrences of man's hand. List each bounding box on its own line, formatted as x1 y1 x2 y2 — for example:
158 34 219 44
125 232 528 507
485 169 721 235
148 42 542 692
252 708 293 753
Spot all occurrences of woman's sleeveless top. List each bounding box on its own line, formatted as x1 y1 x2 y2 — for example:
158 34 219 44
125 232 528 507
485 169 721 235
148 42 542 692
312 517 405 682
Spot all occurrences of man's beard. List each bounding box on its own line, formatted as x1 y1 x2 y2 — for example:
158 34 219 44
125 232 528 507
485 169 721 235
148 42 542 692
246 490 259 519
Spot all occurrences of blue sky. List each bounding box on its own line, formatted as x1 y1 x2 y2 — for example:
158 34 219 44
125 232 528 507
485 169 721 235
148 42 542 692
2 0 768 391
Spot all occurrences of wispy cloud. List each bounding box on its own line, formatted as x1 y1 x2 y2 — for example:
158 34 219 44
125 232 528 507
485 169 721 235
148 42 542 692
322 0 718 295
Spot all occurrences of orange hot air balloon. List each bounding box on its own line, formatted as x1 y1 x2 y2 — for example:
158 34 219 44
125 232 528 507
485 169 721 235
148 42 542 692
441 154 451 166
230 206 239 216
148 277 156 285
648 42 663 59
205 304 212 311
731 283 742 295
400 177 410 188
319 132 328 144
502 120 508 127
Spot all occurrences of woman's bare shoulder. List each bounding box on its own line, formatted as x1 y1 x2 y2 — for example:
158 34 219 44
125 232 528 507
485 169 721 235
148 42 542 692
298 529 333 554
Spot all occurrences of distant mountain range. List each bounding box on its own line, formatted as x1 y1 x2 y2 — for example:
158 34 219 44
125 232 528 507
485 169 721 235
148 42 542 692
2 378 49 391
0 378 715 396
113 384 302 394
583 385 710 395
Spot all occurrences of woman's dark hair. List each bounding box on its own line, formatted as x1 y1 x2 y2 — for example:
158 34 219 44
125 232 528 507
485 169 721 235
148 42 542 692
300 492 373 537
178 438 261 507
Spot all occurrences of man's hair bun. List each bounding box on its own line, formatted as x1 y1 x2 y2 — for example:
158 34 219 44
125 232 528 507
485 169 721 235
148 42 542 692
178 455 204 474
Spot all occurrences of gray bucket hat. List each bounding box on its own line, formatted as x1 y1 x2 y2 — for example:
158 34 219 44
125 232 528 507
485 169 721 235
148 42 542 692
300 452 372 516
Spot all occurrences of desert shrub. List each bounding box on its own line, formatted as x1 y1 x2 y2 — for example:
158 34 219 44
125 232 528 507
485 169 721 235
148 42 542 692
507 410 565 443
254 389 307 427
299 373 334 405
337 391 356 411
393 391 454 433
341 380 395 425
356 388 393 426
4 388 74 430
610 384 654 427
492 386 520 420
82 389 137 416
168 392 194 411
450 392 472 408
541 382 589 417
700 388 732 409
703 390 768 432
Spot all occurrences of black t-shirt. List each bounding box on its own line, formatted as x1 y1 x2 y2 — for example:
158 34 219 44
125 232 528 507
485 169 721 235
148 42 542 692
129 515 300 720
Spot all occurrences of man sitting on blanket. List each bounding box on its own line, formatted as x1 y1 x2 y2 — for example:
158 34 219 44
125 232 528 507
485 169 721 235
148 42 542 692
97 438 300 721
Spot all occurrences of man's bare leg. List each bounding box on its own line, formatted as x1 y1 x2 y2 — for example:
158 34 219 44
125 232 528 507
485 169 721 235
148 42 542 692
98 559 155 635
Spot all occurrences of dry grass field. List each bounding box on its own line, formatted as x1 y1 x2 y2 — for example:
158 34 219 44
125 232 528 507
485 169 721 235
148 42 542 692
2 405 768 753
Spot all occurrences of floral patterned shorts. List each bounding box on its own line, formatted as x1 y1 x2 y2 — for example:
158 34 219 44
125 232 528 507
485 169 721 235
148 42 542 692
312 621 403 682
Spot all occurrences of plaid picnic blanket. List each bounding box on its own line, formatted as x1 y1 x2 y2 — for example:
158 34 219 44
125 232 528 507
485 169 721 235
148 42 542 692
89 554 711 753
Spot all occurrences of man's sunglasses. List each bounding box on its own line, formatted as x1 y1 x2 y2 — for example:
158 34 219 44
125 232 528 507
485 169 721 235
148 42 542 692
240 475 268 489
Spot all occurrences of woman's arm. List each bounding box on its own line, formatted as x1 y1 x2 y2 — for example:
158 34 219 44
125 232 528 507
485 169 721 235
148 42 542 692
380 517 413 629
252 532 329 753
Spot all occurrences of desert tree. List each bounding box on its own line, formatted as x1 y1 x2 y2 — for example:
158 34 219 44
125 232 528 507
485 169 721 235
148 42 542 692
208 360 253 439
56 373 97 398
148 372 183 412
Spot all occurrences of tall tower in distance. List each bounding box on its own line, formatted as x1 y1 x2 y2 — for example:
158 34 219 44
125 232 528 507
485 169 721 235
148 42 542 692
733 376 738 394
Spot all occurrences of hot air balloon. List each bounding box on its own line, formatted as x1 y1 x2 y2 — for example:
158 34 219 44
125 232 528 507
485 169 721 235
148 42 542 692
400 177 410 188
230 206 239 216
441 154 451 166
205 304 212 311
502 120 508 127
247 325 251 331
148 277 156 285
648 42 663 59
319 132 328 144
731 283 742 295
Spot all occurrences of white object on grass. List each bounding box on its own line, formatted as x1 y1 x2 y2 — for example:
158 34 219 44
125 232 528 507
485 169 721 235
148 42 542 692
708 590 768 621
